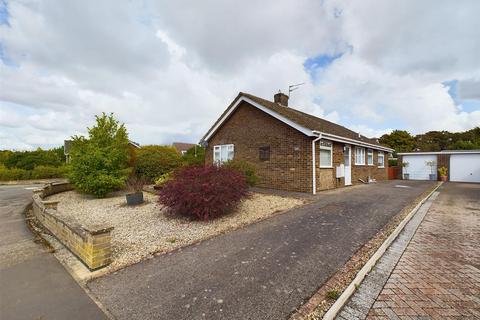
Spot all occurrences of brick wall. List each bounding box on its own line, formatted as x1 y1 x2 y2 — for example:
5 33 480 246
205 101 313 193
437 154 450 181
205 102 388 193
351 146 389 183
32 183 113 270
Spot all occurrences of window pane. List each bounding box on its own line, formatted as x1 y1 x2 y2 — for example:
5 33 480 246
320 149 331 167
221 145 228 161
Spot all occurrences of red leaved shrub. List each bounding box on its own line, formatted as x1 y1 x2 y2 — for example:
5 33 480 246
158 165 249 221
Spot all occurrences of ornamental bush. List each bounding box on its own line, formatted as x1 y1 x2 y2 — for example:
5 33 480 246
135 145 182 182
158 165 248 221
224 159 258 186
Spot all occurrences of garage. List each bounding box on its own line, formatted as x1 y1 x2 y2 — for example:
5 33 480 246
398 150 480 183
450 154 480 183
402 154 437 180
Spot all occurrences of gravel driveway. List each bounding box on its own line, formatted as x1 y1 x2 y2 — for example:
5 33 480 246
48 191 304 270
88 180 435 320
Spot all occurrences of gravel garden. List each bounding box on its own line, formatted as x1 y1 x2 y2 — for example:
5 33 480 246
47 189 305 270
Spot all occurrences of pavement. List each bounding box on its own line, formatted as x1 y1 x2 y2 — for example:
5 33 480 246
338 182 480 320
88 180 435 320
0 184 106 320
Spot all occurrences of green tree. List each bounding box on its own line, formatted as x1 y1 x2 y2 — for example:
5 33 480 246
379 130 415 155
69 113 130 198
135 145 182 182
182 145 205 166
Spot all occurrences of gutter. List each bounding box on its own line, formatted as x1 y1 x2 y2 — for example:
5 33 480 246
313 130 394 153
312 133 322 194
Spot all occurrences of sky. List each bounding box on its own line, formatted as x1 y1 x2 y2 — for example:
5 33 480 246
0 0 479 150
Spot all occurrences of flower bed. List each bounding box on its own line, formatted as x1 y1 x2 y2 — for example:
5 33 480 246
47 190 305 271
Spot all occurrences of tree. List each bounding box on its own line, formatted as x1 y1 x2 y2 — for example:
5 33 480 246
69 113 130 198
182 145 205 166
379 130 415 155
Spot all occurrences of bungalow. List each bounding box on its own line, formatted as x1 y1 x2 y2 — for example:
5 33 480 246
200 92 393 194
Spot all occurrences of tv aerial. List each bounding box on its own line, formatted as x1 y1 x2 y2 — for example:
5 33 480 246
288 83 305 97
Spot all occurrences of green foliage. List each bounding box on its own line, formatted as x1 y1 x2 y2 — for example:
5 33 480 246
379 130 415 155
224 159 258 186
182 145 205 166
388 158 398 166
154 172 173 186
326 290 340 300
0 164 30 181
30 165 68 179
380 127 480 153
69 113 130 198
2 148 64 170
438 166 448 176
135 145 182 182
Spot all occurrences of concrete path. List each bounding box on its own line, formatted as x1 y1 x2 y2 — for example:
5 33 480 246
0 185 106 320
88 180 435 320
339 182 480 320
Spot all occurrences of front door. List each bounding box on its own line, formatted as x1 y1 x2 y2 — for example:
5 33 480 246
344 145 352 186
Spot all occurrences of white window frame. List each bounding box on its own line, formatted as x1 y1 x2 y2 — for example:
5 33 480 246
367 149 374 166
378 152 385 168
213 144 234 163
355 147 365 165
319 140 333 168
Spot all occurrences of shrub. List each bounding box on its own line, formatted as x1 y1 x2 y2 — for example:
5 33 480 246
154 172 173 187
438 166 448 176
224 159 258 186
30 165 67 179
158 165 248 221
4 148 64 170
69 113 131 198
182 145 205 166
135 145 182 182
0 165 30 181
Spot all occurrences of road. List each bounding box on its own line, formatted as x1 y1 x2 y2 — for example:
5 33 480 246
0 184 106 320
89 180 435 320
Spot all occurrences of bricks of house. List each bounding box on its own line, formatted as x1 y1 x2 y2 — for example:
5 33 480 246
437 154 450 181
205 101 388 192
351 147 388 184
32 183 113 270
205 101 313 193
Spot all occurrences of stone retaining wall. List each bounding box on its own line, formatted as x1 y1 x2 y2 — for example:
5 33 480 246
32 182 113 270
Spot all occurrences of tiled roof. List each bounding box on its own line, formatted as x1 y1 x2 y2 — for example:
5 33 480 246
172 142 196 152
202 92 385 148
240 92 382 147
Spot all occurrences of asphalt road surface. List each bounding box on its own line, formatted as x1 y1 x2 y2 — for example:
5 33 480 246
89 180 435 320
0 184 106 320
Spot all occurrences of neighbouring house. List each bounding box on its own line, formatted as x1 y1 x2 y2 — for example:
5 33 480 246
172 142 196 155
63 139 140 164
200 92 393 194
398 150 480 183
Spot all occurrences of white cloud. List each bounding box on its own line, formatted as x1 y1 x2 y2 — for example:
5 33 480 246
0 0 479 150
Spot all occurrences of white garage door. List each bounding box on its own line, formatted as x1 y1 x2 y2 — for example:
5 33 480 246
403 155 437 180
450 154 480 183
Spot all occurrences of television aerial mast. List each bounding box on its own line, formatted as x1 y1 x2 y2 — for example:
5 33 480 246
288 82 305 97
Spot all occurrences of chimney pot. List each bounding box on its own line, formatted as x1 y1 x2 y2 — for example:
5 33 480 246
274 91 289 106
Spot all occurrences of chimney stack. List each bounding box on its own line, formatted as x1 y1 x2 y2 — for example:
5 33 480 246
274 91 289 106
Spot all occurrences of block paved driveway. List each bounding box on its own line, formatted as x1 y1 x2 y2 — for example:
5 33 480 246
366 182 480 319
88 180 435 320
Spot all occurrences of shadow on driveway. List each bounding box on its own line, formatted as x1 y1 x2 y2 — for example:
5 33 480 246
88 180 435 320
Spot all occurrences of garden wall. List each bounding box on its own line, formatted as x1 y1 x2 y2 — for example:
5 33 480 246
32 182 113 270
